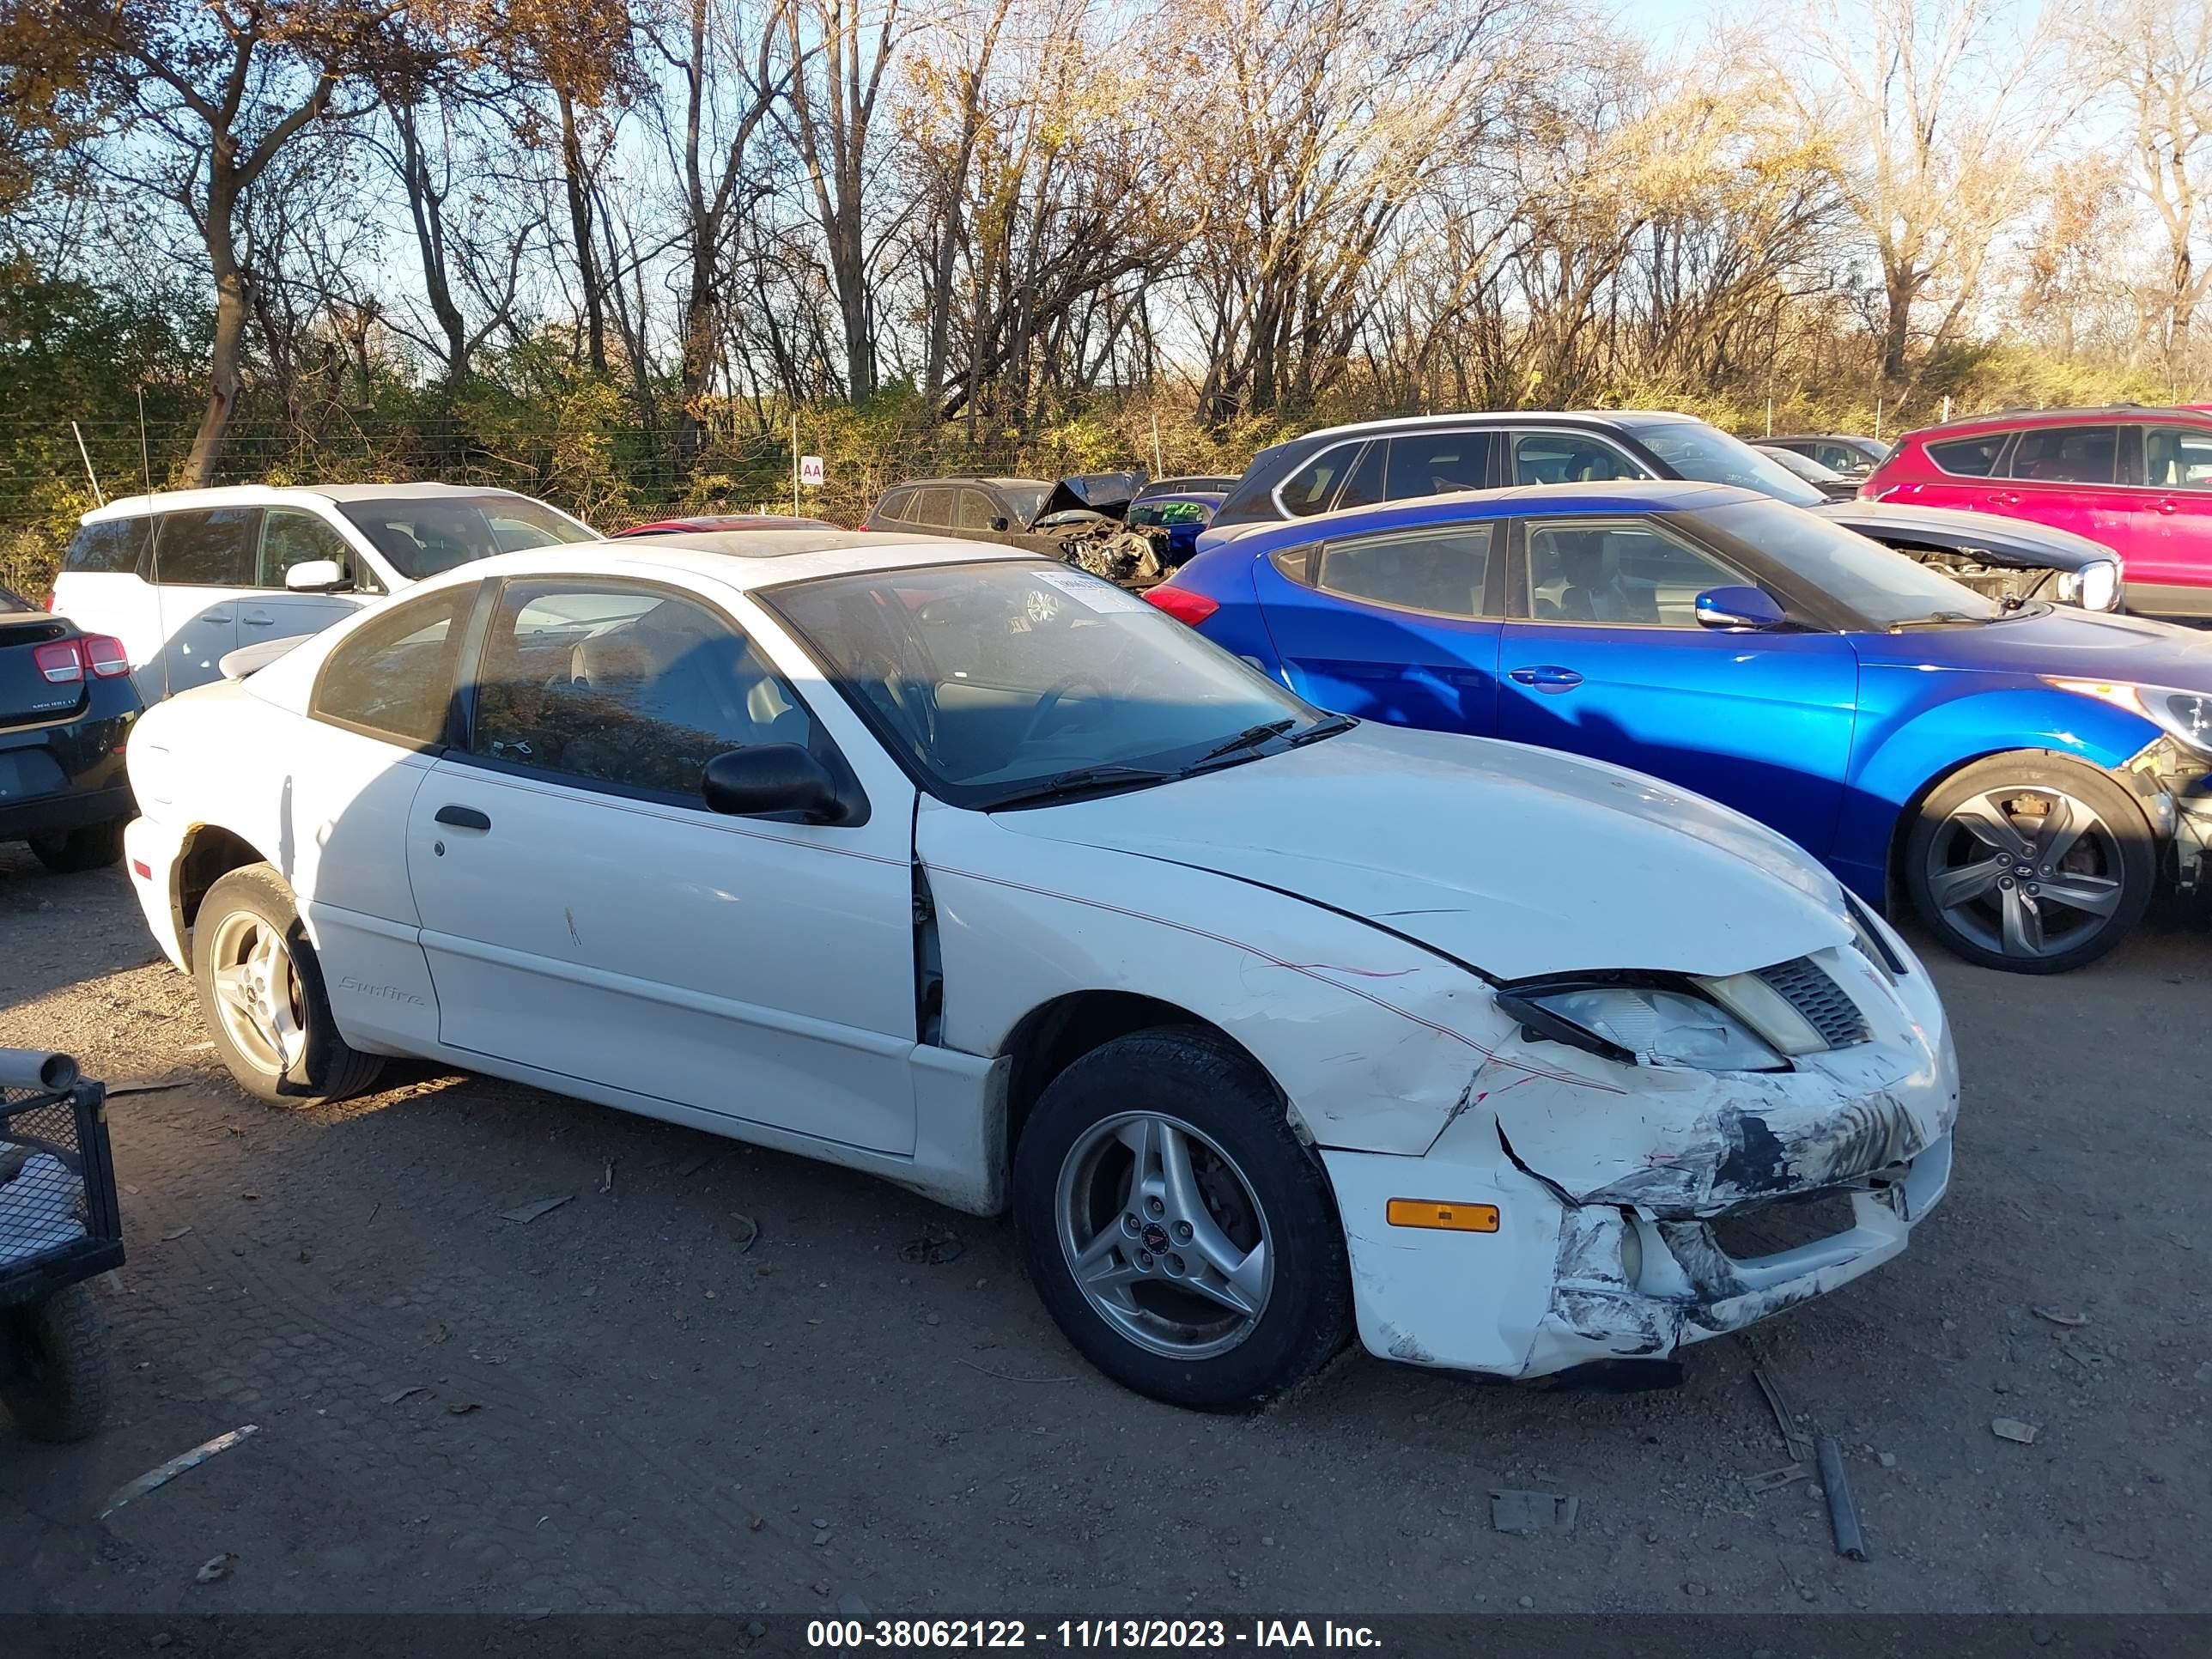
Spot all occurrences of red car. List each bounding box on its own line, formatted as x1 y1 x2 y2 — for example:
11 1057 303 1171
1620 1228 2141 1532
614 514 838 536
1863 405 2212 620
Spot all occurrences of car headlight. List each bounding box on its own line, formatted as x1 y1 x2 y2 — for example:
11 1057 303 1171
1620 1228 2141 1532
2045 678 2212 754
1498 982 1788 1072
2055 560 2121 611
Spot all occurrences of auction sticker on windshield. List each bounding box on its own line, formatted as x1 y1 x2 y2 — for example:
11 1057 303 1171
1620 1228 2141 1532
1034 568 1152 613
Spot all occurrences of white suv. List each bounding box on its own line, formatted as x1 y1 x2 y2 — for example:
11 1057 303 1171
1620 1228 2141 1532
53 483 596 700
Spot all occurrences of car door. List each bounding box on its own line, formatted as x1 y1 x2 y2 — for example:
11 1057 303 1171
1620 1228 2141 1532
1496 516 1858 859
405 575 921 1154
1250 520 1505 736
135 507 262 698
245 507 374 646
2130 422 2212 609
1984 424 2137 550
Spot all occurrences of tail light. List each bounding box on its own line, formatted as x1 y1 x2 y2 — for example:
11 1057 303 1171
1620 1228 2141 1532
31 635 131 684
1142 584 1219 626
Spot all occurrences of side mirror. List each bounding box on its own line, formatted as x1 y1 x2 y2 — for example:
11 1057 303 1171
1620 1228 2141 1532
989 516 1010 532
283 559 349 593
702 744 848 823
1694 586 1786 630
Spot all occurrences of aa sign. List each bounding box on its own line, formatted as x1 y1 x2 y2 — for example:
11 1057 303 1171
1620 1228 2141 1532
799 455 824 488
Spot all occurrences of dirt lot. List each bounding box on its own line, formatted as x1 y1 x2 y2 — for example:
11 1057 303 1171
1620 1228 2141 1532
1 841 2206 1619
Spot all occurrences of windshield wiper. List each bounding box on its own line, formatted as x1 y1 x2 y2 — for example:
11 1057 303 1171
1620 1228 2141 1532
1193 719 1298 763
979 764 1178 811
1286 713 1358 745
1889 611 1990 630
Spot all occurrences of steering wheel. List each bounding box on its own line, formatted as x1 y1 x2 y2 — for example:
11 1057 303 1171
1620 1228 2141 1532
1018 673 1109 747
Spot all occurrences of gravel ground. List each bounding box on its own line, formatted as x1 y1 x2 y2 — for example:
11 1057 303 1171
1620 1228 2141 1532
1 842 2206 1618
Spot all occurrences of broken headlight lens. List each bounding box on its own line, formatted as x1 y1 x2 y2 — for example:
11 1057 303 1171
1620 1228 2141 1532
2045 678 2212 755
1512 985 1786 1072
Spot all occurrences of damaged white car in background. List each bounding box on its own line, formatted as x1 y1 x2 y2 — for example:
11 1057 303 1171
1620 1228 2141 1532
117 531 1959 1411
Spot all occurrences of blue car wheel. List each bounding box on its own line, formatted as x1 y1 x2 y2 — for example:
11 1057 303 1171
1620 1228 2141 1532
1902 753 2157 974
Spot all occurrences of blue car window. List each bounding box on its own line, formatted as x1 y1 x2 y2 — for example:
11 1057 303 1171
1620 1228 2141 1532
1316 526 1494 617
1526 520 1737 627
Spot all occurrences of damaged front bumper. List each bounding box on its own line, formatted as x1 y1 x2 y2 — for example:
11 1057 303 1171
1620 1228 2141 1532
1319 927 1960 1379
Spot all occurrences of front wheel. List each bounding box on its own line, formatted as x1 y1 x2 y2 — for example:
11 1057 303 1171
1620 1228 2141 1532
1903 754 2155 974
193 863 385 1105
1012 1027 1350 1412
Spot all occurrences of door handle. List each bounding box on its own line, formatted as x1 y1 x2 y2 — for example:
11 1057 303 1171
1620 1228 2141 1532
2155 498 2182 515
434 805 491 831
240 613 276 628
1988 491 2021 507
1509 665 1583 692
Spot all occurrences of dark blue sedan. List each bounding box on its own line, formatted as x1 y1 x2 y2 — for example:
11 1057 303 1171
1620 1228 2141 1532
1127 477 1237 567
1146 481 2212 973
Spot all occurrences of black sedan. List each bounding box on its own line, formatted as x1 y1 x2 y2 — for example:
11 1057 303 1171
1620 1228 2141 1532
1 586 140 872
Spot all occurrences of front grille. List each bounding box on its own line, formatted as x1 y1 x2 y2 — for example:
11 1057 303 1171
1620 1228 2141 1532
1757 957 1870 1049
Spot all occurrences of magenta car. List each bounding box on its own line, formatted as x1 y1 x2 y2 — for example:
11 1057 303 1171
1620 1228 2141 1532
1863 405 2212 621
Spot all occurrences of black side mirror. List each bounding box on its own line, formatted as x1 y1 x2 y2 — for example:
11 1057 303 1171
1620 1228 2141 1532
989 515 1010 532
702 744 848 823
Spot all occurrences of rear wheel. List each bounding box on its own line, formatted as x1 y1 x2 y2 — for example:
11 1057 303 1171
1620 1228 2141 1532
1903 754 2155 974
1013 1027 1350 1412
193 864 384 1105
27 817 125 874
1 1283 110 1443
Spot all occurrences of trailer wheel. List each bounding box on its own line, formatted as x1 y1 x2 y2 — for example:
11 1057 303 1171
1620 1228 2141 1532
2 1282 111 1443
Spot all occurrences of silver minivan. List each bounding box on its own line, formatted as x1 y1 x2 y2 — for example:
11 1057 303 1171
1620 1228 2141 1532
53 483 596 700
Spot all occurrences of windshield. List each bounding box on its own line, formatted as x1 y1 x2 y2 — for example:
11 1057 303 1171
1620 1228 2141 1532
1689 498 2003 627
1618 417 1828 507
337 495 596 580
764 560 1334 807
1763 447 1842 485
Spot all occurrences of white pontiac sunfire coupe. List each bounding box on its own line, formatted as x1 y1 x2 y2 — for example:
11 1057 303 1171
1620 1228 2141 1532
121 530 1960 1410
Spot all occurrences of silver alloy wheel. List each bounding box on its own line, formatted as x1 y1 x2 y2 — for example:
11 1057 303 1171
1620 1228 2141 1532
1055 1111 1273 1360
1924 785 2125 961
205 908 307 1077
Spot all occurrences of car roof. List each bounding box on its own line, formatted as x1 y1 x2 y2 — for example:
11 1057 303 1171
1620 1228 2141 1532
1900 404 2212 441
1287 408 1700 446
1212 477 1753 544
398 531 1030 595
83 482 546 521
882 477 1052 492
1773 433 1881 444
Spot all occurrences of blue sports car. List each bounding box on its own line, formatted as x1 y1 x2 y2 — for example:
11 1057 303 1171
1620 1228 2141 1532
1146 480 2212 973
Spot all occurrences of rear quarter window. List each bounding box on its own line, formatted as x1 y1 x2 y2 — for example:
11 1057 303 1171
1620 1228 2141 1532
63 519 150 574
1924 434 2008 477
312 586 472 747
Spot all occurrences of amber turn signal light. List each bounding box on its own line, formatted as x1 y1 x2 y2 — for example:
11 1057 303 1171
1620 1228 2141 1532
1386 1199 1499 1232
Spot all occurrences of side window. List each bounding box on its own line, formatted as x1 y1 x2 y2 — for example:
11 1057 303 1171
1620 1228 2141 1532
258 509 354 588
1313 526 1495 617
1511 432 1644 487
149 507 260 586
1925 434 2008 476
61 519 149 574
1526 520 1741 627
2143 426 2212 490
2006 426 2118 484
957 489 998 530
1384 432 1491 501
912 488 954 527
468 581 816 800
1277 443 1364 517
1334 441 1388 510
312 587 470 746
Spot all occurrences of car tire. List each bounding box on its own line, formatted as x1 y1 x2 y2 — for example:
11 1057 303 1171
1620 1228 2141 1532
26 817 125 874
2 1282 110 1443
192 863 385 1106
1012 1025 1350 1412
1903 752 2155 974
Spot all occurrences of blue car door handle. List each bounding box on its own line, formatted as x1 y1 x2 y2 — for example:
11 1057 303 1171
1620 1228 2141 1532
1509 665 1583 693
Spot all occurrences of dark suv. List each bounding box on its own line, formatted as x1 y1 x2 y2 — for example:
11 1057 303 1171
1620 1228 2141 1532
1195 410 1830 556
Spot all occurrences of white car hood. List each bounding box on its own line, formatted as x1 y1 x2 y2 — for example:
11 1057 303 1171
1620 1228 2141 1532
990 722 1852 981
